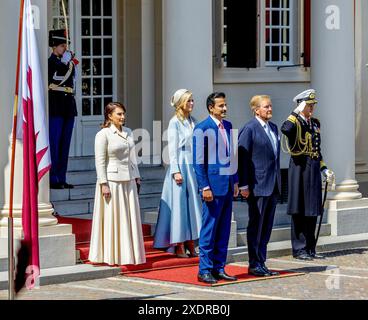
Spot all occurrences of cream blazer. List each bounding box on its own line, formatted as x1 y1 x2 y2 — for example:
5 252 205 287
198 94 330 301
95 124 140 184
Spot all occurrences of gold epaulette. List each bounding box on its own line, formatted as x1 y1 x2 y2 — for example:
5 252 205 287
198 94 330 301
287 115 297 124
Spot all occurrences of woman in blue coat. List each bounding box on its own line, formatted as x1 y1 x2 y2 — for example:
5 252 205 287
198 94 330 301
154 89 202 258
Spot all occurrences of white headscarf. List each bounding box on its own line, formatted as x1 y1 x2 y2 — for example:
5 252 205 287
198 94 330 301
171 89 190 107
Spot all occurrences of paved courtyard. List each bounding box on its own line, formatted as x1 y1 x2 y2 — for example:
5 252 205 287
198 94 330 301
1 248 368 300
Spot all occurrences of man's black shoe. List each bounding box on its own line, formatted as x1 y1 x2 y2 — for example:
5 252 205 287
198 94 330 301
212 271 238 281
308 251 325 259
262 265 280 276
197 273 218 284
248 266 270 277
63 183 74 189
293 253 313 261
50 183 64 190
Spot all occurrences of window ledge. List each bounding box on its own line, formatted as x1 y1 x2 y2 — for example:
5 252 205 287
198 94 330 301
214 66 311 84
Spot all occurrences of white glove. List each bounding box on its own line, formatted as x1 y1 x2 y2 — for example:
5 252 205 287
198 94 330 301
323 169 336 189
61 51 72 65
293 101 306 114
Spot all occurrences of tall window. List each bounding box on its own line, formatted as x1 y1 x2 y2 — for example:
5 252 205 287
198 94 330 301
265 0 294 66
51 0 70 30
81 0 114 117
221 0 308 69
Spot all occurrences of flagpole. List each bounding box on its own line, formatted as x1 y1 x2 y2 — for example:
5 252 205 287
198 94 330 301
8 0 25 300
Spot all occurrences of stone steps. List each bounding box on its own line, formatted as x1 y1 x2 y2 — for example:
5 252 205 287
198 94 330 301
51 156 166 217
53 193 161 217
51 180 164 202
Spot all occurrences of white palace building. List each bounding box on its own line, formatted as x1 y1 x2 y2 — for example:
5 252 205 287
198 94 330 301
1 0 368 273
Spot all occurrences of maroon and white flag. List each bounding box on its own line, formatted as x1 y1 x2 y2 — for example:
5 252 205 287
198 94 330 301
16 0 51 290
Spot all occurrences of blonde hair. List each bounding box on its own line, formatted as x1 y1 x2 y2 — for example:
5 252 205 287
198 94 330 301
174 91 193 121
249 95 271 116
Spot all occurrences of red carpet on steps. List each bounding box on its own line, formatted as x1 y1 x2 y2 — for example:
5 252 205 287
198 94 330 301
124 265 305 287
56 215 199 273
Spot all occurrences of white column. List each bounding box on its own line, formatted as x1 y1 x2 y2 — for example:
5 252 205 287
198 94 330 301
355 0 368 182
0 0 57 229
162 0 213 129
311 0 361 200
0 0 76 269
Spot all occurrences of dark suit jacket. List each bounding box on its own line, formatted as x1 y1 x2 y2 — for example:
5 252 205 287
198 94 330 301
193 116 239 197
238 118 281 197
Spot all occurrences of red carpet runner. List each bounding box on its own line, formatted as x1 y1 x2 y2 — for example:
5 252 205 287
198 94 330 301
56 216 199 273
56 216 303 286
125 265 305 287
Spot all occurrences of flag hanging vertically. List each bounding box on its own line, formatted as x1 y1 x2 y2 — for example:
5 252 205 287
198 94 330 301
15 0 51 291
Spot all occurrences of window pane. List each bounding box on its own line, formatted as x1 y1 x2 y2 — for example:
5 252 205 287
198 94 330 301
82 19 91 36
93 98 102 115
82 79 91 96
104 97 113 109
104 78 113 95
93 79 102 95
281 28 290 43
266 46 270 61
103 19 112 36
104 39 112 55
104 58 113 75
82 99 91 116
272 0 280 8
92 0 101 16
82 39 91 56
103 0 112 16
93 59 102 75
281 10 290 25
93 19 102 36
272 46 280 61
93 39 102 55
282 46 290 61
82 59 91 76
272 11 280 25
82 0 91 16
272 29 280 44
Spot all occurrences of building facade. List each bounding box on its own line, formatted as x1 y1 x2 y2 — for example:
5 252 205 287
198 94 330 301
1 0 368 267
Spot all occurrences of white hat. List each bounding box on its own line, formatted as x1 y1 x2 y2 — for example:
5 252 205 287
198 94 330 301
293 89 317 104
171 89 190 107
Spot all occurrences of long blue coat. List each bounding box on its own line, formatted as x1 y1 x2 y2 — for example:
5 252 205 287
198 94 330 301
153 116 202 251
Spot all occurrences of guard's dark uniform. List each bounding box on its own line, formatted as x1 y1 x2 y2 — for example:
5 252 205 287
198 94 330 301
281 111 327 257
48 29 78 189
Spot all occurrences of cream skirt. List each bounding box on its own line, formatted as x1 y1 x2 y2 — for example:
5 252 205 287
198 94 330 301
88 180 146 266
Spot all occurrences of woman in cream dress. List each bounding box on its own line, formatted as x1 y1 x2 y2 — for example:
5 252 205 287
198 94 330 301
89 102 146 266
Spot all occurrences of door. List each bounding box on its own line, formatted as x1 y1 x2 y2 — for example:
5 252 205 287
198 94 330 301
49 0 117 157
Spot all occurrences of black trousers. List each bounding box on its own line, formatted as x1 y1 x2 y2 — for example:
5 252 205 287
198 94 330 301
291 215 318 256
247 185 279 268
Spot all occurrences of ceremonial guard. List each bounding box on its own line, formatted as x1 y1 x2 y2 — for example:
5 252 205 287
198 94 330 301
48 29 78 189
281 89 335 260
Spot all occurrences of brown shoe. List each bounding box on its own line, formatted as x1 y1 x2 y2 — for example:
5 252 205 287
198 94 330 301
184 240 199 257
175 243 189 258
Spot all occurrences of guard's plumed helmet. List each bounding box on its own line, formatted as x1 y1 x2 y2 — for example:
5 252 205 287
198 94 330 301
293 89 317 105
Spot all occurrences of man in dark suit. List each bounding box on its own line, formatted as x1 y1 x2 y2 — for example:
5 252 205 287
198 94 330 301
193 92 239 284
238 95 281 277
